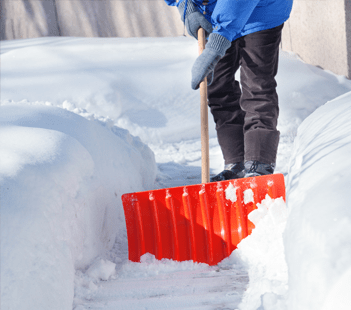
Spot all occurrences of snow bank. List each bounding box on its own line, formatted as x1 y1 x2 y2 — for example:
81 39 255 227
275 52 351 173
219 196 289 310
0 104 157 310
285 91 351 310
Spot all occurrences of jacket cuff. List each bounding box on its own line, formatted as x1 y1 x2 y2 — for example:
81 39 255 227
206 33 231 57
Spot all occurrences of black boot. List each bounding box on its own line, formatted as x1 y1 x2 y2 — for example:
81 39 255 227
244 160 275 178
210 162 245 182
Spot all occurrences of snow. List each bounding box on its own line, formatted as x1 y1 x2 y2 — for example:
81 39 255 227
285 93 351 310
225 196 289 310
86 259 116 281
243 189 254 204
1 36 351 310
225 183 238 203
0 105 156 310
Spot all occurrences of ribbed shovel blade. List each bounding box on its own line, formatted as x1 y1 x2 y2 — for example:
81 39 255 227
122 173 285 266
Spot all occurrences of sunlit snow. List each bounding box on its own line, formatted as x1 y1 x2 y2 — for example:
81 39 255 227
1 36 351 310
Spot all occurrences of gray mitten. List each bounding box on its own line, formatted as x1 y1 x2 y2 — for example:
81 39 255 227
191 33 231 90
177 0 213 39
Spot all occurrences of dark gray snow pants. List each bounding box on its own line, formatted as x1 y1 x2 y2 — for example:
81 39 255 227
207 24 284 165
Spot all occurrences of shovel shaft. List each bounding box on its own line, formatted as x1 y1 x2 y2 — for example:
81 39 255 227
198 28 210 184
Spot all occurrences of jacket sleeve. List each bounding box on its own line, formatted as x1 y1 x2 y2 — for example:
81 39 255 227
211 0 260 41
164 0 178 6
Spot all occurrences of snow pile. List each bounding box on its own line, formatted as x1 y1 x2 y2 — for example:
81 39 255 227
0 104 156 310
285 92 351 310
229 91 351 310
219 196 288 310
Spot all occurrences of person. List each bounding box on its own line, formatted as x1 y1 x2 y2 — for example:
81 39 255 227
164 0 293 181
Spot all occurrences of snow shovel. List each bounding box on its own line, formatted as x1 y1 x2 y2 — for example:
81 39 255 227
121 28 286 266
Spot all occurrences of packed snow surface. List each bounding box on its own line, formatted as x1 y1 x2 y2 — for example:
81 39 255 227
1 36 351 310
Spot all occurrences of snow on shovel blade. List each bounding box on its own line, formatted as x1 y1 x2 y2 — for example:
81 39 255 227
121 173 285 266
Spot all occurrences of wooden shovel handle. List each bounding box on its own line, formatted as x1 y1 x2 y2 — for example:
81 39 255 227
198 28 210 183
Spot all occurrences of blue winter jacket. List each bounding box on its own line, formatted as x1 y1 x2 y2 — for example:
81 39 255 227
164 0 293 42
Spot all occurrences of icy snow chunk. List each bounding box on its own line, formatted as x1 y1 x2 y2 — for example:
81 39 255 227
86 259 116 281
248 195 287 227
225 183 237 202
62 100 75 111
140 253 157 264
248 195 270 226
244 188 254 204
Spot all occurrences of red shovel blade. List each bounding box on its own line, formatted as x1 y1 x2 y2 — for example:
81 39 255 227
122 173 285 266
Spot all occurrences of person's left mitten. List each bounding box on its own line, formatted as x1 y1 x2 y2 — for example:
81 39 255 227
177 0 213 39
191 33 231 90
